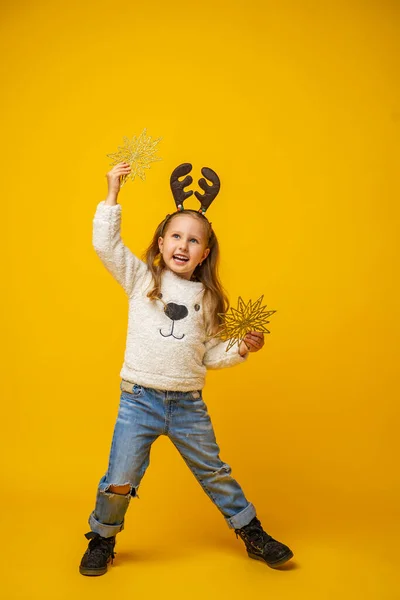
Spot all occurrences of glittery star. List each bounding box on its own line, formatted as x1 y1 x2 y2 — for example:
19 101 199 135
218 295 276 351
107 128 162 187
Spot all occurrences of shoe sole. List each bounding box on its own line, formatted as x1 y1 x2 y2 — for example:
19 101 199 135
79 557 113 576
248 550 294 568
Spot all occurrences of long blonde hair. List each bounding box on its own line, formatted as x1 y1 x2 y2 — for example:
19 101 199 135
143 210 229 336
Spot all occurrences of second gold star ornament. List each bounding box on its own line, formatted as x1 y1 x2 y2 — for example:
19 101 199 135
107 128 162 188
218 295 276 351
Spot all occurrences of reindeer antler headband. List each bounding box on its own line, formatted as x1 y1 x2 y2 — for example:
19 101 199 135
170 163 221 215
159 163 220 237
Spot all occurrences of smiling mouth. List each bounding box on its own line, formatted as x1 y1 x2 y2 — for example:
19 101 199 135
159 321 185 339
173 255 189 263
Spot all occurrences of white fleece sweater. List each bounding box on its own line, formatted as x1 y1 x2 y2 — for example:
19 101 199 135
92 201 248 391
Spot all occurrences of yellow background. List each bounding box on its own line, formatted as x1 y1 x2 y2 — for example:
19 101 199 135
1 0 399 598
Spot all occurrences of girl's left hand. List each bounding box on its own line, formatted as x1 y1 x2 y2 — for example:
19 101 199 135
239 331 265 356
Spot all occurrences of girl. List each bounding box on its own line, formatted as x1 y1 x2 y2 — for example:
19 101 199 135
79 161 294 576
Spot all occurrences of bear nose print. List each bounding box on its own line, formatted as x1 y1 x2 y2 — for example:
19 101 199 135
164 302 188 321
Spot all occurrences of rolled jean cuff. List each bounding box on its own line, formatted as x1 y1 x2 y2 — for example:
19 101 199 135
225 502 256 529
88 511 124 538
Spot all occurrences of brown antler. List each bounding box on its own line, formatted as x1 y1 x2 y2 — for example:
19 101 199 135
194 167 221 214
170 163 194 211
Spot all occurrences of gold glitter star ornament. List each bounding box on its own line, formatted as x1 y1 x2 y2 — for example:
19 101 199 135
218 295 276 352
107 128 162 188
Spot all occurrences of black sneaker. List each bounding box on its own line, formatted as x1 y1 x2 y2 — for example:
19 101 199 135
235 517 294 568
79 531 116 576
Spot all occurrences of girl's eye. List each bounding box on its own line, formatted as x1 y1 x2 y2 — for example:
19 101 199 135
190 238 199 244
172 234 180 239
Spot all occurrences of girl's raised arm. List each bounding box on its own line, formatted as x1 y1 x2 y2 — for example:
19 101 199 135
92 163 147 295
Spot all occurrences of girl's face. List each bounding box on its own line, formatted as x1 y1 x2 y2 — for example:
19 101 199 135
158 214 210 280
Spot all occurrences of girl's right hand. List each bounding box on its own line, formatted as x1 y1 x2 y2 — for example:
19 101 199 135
106 162 131 195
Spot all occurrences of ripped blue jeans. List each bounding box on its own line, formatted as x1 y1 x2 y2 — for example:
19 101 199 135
88 381 256 537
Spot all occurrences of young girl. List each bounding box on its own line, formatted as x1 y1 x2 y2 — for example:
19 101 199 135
79 161 294 576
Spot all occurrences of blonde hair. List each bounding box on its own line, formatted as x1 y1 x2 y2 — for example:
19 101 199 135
143 210 229 336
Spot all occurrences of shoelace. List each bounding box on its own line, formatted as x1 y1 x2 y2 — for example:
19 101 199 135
235 519 273 550
87 535 116 562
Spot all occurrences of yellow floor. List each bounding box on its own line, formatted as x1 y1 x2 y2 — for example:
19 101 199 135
3 494 398 600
